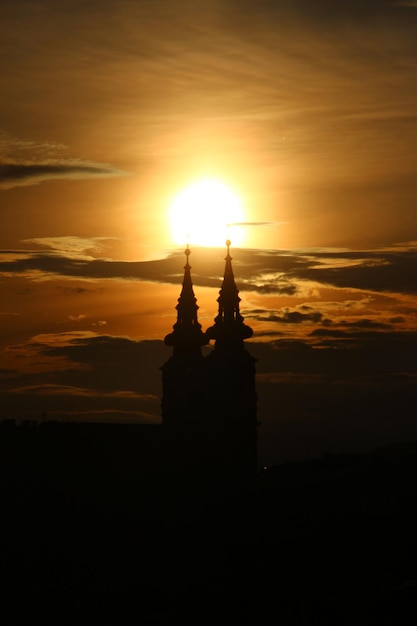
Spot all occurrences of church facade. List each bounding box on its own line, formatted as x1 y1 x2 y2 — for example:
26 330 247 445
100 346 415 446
161 242 258 491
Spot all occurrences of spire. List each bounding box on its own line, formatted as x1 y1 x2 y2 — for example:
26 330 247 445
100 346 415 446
164 246 208 355
206 240 253 347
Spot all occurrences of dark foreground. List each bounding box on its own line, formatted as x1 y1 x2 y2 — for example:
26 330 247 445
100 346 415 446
2 425 417 624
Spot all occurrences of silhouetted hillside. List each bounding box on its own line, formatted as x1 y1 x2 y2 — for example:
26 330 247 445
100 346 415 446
2 419 417 624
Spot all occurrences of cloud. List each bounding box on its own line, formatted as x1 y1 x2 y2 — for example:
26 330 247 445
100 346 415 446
0 159 129 189
10 383 156 400
244 278 298 296
7 332 167 394
0 333 166 423
242 245 417 296
68 315 87 322
25 237 118 257
0 132 130 189
2 243 417 299
250 306 326 325
340 318 392 330
0 132 66 158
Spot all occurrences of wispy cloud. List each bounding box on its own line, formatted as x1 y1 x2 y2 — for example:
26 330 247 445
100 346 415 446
0 132 67 159
10 383 156 400
24 236 118 258
0 131 130 189
0 159 129 189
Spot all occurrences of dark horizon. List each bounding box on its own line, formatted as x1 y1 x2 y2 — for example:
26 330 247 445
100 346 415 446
2 324 417 467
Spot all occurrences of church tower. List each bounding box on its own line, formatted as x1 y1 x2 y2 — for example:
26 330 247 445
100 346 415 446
161 246 208 426
205 240 258 487
161 241 258 493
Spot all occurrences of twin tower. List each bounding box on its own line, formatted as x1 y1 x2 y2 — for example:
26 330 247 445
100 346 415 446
161 241 258 491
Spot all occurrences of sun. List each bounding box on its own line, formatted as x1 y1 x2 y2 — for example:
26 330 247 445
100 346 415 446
169 178 245 247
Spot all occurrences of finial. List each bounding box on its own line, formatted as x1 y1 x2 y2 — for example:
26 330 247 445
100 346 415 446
185 244 191 263
225 239 231 259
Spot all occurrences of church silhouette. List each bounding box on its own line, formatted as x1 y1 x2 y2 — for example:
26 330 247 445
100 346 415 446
162 241 258 493
0 241 258 517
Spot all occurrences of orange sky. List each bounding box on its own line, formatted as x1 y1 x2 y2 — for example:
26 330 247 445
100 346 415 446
1 0 417 462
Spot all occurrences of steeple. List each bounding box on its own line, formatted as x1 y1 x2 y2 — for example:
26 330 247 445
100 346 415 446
164 246 208 356
161 240 258 490
206 240 253 348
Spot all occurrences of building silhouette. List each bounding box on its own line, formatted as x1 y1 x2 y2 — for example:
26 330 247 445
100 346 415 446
0 241 258 518
161 241 258 492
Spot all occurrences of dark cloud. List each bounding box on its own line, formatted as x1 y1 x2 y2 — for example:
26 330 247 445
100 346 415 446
304 318 399 333
248 308 405 333
340 318 392 330
245 281 297 296
295 249 417 294
27 335 167 395
248 333 417 463
0 251 182 283
2 244 417 296
250 331 417 379
0 246 299 299
251 308 325 324
199 246 417 296
0 160 128 189
57 286 92 295
1 335 167 423
389 316 406 323
0 245 312 293
244 246 417 295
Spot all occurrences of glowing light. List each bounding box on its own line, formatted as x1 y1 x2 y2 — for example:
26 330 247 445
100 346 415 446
169 178 245 247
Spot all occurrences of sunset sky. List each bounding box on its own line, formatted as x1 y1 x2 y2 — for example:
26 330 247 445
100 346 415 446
1 0 417 463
